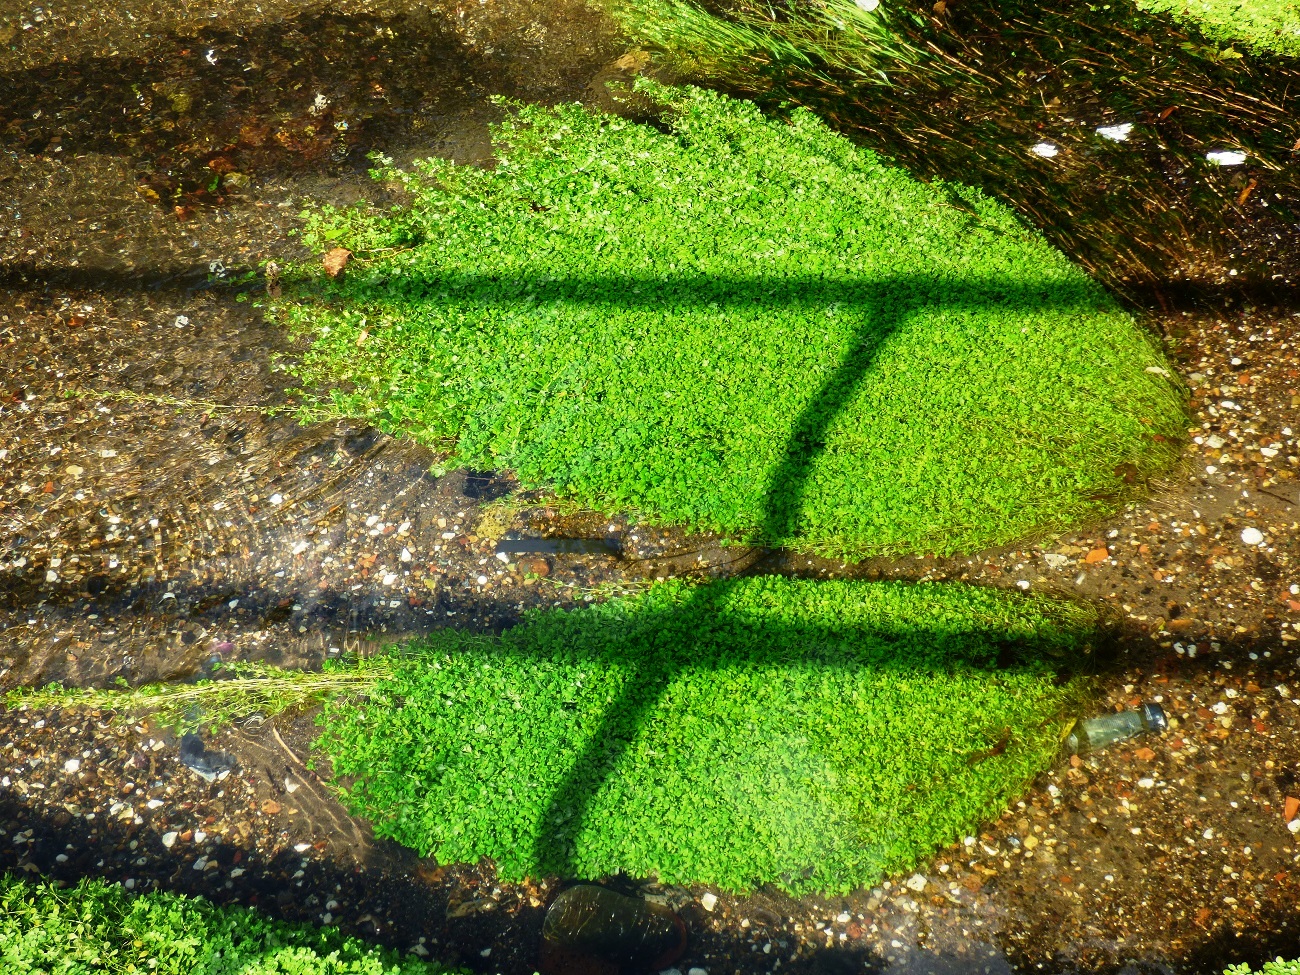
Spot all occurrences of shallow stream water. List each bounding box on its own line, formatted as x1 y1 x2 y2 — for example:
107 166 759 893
1 1 1299 973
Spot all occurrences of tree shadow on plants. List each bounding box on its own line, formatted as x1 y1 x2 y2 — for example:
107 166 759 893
296 264 1175 887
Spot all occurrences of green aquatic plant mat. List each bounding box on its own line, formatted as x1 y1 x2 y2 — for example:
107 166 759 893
0 874 462 975
276 79 1184 560
1226 962 1300 975
316 577 1094 894
1136 0 1300 56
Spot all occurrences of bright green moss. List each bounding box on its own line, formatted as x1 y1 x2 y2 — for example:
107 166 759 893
317 577 1094 894
276 79 1185 560
0 874 463 974
1137 0 1300 56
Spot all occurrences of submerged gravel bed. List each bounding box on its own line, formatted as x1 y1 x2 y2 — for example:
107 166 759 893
1 0 1299 971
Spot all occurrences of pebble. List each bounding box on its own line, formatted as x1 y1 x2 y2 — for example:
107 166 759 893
161 831 178 848
294 842 312 853
63 758 80 773
1240 527 1264 546
146 799 164 809
905 874 928 892
700 892 718 912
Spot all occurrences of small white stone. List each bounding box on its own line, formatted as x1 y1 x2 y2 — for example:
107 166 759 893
836 912 852 923
1030 142 1059 158
269 493 283 505
46 569 59 582
400 547 413 562
1096 122 1133 142
63 759 80 774
382 572 398 586
1138 778 1155 789
700 892 718 912
688 969 709 975
193 857 208 871
476 574 488 586
146 799 164 810
495 551 510 564
231 867 246 877
905 873 927 892
1206 150 1247 166
161 831 178 848
1241 527 1264 546
194 831 207 843
294 842 312 853
1288 819 1300 834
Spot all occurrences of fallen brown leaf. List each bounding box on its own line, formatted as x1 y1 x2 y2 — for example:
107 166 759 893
322 247 352 279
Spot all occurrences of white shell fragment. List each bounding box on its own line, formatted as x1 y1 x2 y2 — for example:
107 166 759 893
1096 123 1133 141
1030 142 1059 158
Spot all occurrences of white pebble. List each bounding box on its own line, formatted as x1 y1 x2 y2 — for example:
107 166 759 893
700 892 718 912
382 572 398 586
1138 778 1155 789
476 574 488 586
146 799 164 810
1096 122 1133 141
1241 527 1264 546
161 832 178 848
400 547 413 562
294 842 312 853
269 493 283 505
1030 142 1059 158
63 759 80 774
1206 150 1247 166
905 873 928 892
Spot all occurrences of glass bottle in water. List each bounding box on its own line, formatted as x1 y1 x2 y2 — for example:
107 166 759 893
1066 702 1167 755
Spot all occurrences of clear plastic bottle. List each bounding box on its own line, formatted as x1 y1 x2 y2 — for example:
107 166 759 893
539 884 687 973
1066 702 1167 755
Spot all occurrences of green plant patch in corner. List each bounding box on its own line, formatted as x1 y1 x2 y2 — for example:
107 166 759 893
1136 0 1300 57
0 874 464 975
275 78 1185 560
316 576 1095 894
